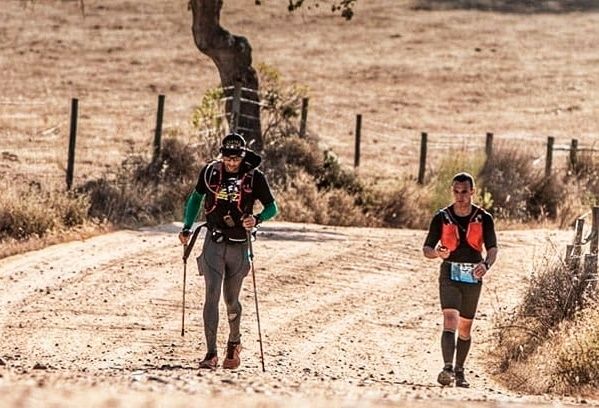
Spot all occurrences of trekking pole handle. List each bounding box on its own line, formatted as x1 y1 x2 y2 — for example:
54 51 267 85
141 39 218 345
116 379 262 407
183 223 206 262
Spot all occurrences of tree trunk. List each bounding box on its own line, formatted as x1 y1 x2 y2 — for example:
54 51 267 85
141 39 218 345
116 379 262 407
190 0 263 151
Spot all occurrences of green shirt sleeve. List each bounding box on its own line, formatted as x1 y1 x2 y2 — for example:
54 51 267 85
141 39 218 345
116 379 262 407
257 200 278 223
183 190 205 230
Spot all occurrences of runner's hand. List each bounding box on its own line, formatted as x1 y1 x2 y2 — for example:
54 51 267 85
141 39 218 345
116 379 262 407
179 230 190 245
436 245 450 260
473 262 488 279
241 215 257 231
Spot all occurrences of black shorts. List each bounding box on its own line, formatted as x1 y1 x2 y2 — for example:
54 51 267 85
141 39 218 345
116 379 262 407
439 262 482 319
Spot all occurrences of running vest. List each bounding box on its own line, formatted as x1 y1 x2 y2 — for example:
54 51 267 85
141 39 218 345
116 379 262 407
203 161 255 215
440 206 484 252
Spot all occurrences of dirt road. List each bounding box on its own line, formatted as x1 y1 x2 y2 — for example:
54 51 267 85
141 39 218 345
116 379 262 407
0 222 590 407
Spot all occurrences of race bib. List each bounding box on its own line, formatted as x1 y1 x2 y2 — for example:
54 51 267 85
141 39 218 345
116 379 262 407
449 262 479 284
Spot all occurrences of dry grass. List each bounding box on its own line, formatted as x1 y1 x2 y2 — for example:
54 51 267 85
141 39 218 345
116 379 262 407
491 242 599 395
1 0 598 183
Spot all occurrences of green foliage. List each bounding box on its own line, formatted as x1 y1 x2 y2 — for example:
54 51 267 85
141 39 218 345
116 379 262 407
257 63 309 147
190 87 226 160
428 150 487 212
316 150 363 194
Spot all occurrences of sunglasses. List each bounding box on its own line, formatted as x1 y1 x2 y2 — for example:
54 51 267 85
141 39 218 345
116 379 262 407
223 156 243 162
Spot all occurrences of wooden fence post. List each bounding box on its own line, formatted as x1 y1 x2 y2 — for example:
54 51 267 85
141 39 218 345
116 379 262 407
354 114 362 168
66 98 78 191
569 138 578 170
231 82 242 133
565 244 574 267
418 132 428 185
569 218 585 270
153 94 165 163
591 206 599 256
299 97 309 138
485 132 493 158
545 136 554 178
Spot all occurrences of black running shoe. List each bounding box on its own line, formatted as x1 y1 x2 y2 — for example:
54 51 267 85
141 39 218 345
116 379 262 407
198 351 218 370
437 366 455 386
455 368 470 388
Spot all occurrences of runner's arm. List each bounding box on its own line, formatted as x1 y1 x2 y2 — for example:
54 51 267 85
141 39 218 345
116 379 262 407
183 190 205 230
484 246 498 269
255 200 278 224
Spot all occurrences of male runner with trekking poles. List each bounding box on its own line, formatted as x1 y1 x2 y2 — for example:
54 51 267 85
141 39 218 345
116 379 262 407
179 132 278 370
423 172 498 387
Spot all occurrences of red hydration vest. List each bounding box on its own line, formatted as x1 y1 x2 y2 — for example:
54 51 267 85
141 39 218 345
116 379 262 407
203 161 255 215
440 206 484 252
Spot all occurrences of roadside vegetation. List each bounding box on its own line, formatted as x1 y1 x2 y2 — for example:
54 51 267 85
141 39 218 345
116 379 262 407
491 248 599 395
2 66 598 253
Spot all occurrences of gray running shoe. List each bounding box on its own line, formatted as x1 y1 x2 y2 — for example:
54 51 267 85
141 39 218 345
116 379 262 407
437 367 455 386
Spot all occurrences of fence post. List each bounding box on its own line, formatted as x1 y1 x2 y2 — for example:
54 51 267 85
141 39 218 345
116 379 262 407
566 244 574 267
591 206 599 256
570 218 585 270
354 114 362 168
153 94 165 163
569 138 578 170
418 132 428 185
485 132 493 158
299 97 309 138
231 81 242 133
545 136 554 178
583 254 598 290
66 98 78 191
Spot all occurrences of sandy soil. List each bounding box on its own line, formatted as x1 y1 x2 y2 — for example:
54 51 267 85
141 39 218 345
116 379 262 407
0 221 593 407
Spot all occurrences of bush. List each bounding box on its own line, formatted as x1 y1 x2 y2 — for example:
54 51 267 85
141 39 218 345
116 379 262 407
79 137 199 226
276 170 370 226
0 181 88 241
429 150 488 213
262 136 323 187
555 304 599 389
360 180 431 229
494 251 595 374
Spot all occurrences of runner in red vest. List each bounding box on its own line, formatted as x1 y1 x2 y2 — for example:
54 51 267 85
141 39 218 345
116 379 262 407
423 172 498 387
179 133 278 370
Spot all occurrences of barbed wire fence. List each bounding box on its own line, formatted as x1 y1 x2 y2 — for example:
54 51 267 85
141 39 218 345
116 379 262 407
1 89 598 191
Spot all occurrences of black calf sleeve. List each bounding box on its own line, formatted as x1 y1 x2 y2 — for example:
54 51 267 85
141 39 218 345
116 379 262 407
441 330 456 367
455 337 471 369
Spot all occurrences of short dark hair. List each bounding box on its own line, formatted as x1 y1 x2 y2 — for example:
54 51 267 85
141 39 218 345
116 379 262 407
452 172 475 189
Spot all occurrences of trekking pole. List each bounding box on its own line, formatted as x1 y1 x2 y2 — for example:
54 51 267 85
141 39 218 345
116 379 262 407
181 243 188 337
181 224 206 337
247 230 266 372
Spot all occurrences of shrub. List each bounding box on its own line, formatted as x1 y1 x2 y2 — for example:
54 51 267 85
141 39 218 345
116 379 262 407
360 179 431 229
427 149 488 213
555 304 599 389
276 170 370 226
262 136 323 187
0 181 89 241
79 137 199 226
494 251 595 373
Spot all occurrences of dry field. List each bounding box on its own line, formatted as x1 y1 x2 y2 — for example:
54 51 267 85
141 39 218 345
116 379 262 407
1 0 598 183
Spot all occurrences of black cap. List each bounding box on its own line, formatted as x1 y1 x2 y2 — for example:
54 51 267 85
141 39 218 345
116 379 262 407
220 133 246 157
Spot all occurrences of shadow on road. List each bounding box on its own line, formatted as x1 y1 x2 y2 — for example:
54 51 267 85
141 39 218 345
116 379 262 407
412 0 599 13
